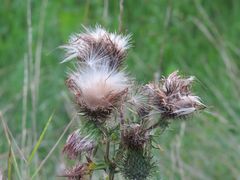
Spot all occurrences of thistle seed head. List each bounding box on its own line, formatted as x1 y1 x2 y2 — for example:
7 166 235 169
61 25 131 69
63 130 96 159
66 65 129 121
145 71 205 119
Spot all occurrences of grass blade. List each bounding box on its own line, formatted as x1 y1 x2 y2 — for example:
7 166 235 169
0 112 22 179
31 114 76 179
8 147 13 180
28 112 55 164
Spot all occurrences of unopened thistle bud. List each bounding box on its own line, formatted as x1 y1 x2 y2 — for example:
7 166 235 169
145 71 205 119
119 150 154 180
61 25 131 69
63 130 96 159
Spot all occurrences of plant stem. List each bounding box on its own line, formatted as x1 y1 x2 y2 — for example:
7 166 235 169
104 135 116 179
118 0 124 32
109 168 115 180
105 138 110 164
119 107 125 140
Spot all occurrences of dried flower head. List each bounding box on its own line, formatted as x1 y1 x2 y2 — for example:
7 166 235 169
67 65 129 121
123 124 149 150
63 130 96 159
145 71 205 119
61 25 131 69
61 160 93 180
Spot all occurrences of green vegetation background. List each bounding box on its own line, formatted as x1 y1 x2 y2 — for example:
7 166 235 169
0 0 240 179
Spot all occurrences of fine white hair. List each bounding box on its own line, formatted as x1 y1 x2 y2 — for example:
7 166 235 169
61 25 131 65
68 63 130 107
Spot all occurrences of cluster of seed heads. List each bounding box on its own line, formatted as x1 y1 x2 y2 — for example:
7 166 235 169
61 26 205 179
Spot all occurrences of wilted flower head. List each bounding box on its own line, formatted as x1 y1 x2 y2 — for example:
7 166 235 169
145 71 205 119
61 160 93 180
66 65 129 121
61 25 131 69
123 124 149 150
63 130 96 159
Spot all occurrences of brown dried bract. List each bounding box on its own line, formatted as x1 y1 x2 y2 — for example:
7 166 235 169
145 71 205 119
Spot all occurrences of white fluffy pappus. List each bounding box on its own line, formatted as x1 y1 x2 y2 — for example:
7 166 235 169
60 25 131 69
80 25 131 52
67 64 130 112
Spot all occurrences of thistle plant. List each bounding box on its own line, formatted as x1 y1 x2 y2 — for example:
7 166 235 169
60 26 205 180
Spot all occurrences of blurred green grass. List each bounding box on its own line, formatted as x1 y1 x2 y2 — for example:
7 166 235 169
0 0 240 179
